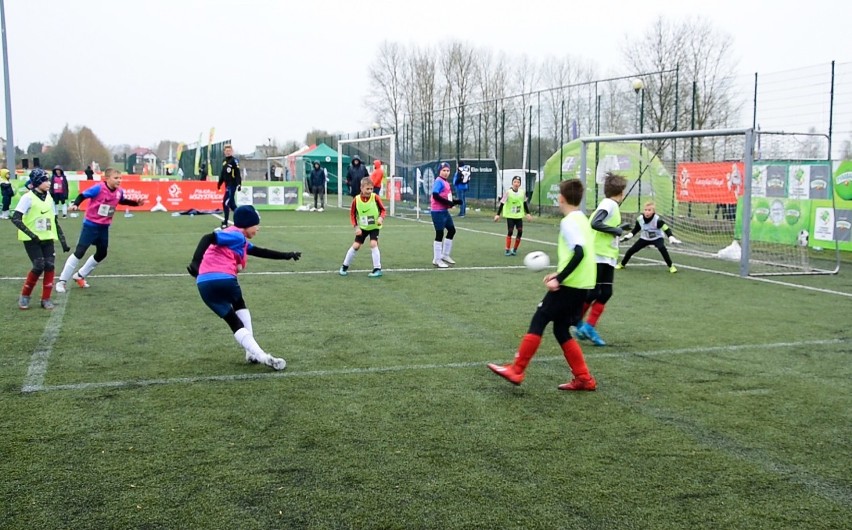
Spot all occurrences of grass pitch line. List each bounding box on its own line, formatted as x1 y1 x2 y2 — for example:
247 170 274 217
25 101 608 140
34 337 846 394
21 295 69 393
1 265 529 282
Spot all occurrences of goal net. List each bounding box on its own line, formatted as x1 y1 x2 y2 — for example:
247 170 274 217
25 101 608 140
574 128 841 276
336 134 398 214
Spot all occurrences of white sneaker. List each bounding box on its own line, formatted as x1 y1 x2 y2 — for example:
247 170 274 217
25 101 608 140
433 260 449 269
245 350 259 364
317 208 324 212
55 280 67 293
442 256 456 264
266 356 286 371
310 207 317 212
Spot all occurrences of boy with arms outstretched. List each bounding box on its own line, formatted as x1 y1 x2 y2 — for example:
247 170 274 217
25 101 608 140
617 201 681 272
488 178 598 391
55 168 145 292
187 205 301 371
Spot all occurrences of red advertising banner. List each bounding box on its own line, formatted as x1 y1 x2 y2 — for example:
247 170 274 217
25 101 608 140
676 162 744 204
79 180 225 211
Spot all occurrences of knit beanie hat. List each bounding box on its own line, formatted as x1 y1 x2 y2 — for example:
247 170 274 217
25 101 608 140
30 169 49 188
437 162 451 172
233 205 261 228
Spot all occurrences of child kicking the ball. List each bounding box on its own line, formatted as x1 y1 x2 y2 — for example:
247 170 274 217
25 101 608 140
339 177 386 278
488 178 598 391
494 175 533 255
617 201 681 272
574 173 630 347
187 205 301 371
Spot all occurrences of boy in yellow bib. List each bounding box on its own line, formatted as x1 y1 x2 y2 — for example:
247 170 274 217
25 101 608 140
488 179 598 391
339 177 386 278
10 169 71 310
494 175 533 255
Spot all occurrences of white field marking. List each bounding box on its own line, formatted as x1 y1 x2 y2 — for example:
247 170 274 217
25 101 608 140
34 338 847 394
625 256 852 298
402 215 852 298
21 295 69 393
0 265 527 282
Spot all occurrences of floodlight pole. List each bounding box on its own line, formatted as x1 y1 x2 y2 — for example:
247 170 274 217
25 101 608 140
1 0 15 172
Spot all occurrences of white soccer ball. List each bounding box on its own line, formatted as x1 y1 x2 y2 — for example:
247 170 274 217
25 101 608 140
523 251 551 271
797 229 809 247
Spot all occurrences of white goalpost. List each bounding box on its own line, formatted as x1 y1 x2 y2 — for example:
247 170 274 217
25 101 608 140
577 128 841 277
337 134 397 215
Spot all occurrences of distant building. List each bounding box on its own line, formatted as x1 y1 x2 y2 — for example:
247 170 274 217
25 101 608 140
126 147 158 174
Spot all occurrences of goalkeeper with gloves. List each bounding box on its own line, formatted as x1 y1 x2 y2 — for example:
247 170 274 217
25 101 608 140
617 201 681 273
187 205 301 371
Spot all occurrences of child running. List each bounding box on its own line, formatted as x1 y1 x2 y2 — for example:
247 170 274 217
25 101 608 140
187 205 301 371
55 168 145 293
574 173 630 347
493 175 532 255
339 177 386 278
488 178 598 391
10 169 71 309
618 201 681 272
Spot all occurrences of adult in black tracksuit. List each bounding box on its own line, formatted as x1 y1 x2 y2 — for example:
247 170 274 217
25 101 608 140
217 144 241 228
309 161 327 210
345 155 369 198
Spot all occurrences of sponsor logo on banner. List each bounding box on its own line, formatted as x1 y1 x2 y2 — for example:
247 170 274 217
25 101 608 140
675 162 743 204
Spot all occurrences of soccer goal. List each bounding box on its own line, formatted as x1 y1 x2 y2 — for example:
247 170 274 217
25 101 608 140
336 134 397 215
577 128 842 277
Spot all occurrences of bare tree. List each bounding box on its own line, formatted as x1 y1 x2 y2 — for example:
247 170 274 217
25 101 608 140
506 54 540 168
365 41 406 150
473 49 509 159
50 126 109 170
622 16 739 159
540 56 597 152
403 44 437 161
435 41 478 158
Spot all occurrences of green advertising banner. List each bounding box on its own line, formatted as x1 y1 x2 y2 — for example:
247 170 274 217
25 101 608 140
532 139 673 214
234 181 303 210
736 197 811 245
736 161 851 250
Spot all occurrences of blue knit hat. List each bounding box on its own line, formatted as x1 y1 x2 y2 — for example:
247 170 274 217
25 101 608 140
437 161 451 172
30 168 49 188
233 205 261 228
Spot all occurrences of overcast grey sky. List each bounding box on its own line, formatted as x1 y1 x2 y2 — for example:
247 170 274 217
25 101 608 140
2 0 849 154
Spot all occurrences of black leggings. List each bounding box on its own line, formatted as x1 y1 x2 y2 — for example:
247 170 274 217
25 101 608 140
622 238 672 267
506 218 523 237
24 239 56 275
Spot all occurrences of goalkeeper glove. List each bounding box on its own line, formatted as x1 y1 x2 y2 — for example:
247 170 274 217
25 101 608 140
285 252 301 261
61 243 71 253
620 233 634 242
668 236 682 244
186 262 200 277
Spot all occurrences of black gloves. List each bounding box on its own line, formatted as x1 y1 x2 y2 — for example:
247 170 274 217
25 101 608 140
285 252 301 261
61 243 71 253
452 199 463 205
187 262 200 277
